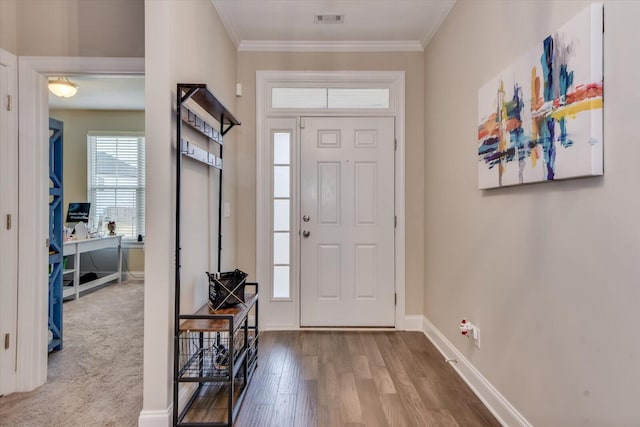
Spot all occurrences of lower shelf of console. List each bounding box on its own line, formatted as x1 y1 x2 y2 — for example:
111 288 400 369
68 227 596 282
175 328 258 426
177 373 255 426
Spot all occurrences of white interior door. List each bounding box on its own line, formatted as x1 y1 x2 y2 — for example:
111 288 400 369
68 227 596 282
300 117 395 327
0 56 18 395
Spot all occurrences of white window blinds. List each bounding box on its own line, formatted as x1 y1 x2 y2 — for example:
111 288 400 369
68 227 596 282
87 133 145 239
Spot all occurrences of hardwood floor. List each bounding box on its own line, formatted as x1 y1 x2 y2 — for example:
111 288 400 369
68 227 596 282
186 331 500 427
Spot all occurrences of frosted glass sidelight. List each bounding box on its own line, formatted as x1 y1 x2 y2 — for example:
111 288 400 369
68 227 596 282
273 232 290 264
273 199 290 231
273 132 290 164
273 266 290 299
327 88 389 109
272 88 327 109
273 166 290 198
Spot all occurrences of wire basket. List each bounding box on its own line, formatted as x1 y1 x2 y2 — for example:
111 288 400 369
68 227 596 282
178 329 258 380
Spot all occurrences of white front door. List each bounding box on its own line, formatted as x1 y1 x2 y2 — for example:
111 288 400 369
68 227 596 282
300 117 395 327
0 57 18 395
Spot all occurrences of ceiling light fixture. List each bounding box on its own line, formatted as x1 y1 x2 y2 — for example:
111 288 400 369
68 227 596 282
48 77 79 98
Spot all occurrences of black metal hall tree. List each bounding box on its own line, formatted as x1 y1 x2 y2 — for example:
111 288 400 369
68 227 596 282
175 83 239 271
173 84 259 427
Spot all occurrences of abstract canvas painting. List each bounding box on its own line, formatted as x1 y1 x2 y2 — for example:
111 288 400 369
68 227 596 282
477 4 603 189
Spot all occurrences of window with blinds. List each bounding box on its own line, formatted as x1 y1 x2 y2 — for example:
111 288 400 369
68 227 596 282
87 132 145 239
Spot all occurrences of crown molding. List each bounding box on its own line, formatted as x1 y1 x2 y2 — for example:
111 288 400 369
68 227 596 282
211 0 240 47
421 0 456 48
238 40 424 52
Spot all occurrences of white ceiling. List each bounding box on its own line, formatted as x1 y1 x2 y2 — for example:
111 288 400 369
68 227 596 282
212 0 456 51
48 75 145 111
48 1 454 109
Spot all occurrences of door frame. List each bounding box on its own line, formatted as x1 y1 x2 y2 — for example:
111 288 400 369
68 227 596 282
16 56 144 392
256 70 406 330
0 48 18 396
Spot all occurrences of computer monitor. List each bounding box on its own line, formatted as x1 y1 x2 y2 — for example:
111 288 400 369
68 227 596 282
66 202 91 224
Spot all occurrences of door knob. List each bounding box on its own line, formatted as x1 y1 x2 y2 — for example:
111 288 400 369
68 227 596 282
303 215 310 222
302 230 310 238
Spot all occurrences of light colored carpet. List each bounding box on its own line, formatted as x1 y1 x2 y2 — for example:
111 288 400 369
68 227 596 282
0 281 144 427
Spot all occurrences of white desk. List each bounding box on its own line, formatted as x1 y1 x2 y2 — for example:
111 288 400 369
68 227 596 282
63 235 122 300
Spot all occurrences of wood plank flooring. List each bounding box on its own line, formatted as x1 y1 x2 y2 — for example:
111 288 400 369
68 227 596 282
186 331 500 426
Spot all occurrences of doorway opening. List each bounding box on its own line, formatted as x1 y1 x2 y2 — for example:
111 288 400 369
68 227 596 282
47 74 146 345
11 56 143 394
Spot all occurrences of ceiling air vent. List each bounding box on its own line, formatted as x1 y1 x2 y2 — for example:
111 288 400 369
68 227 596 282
314 14 344 24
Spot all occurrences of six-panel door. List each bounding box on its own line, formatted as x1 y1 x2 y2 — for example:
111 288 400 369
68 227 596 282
300 117 395 327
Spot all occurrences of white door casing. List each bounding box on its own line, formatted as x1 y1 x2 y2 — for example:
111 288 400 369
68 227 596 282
256 71 406 330
16 56 144 393
300 117 395 327
0 49 18 396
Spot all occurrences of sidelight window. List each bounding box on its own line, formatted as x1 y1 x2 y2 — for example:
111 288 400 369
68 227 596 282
272 131 291 299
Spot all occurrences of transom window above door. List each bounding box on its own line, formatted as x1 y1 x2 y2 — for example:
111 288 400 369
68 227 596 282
272 87 390 109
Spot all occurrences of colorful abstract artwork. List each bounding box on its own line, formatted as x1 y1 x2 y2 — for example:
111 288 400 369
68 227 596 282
477 4 603 189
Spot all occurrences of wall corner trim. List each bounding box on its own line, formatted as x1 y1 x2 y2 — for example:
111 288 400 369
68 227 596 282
404 315 424 331
421 316 532 427
138 406 172 427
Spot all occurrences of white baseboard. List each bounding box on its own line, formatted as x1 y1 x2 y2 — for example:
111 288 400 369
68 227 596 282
138 406 172 427
265 317 420 331
264 323 298 330
403 315 424 331
421 316 532 427
124 271 145 281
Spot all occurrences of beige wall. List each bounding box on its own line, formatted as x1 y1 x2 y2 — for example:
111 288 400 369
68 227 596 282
143 0 237 415
424 1 640 424
14 0 143 57
236 51 425 315
49 109 145 272
0 0 17 54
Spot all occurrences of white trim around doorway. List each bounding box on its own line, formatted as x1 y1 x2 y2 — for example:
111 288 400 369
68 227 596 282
16 56 144 392
256 70 406 331
0 48 19 397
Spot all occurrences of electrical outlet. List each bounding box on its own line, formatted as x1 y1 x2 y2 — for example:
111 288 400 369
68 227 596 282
473 326 481 350
461 318 480 350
